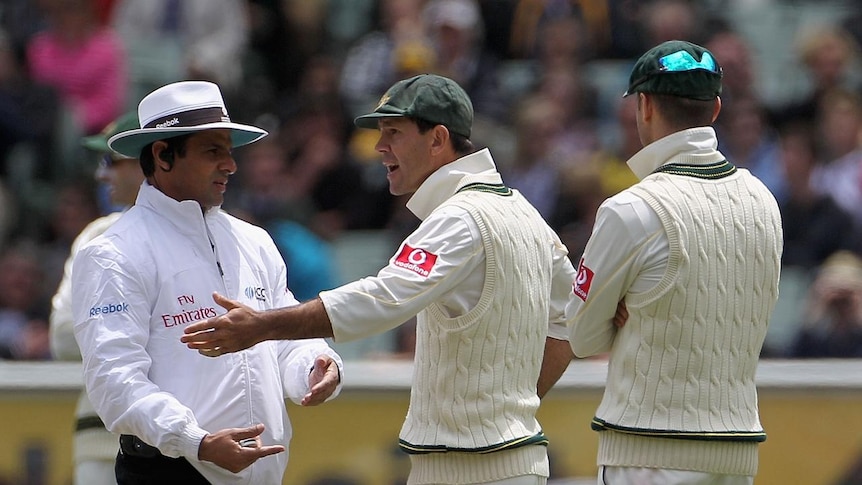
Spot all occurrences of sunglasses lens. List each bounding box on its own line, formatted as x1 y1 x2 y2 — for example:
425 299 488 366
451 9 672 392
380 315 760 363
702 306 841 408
658 50 719 74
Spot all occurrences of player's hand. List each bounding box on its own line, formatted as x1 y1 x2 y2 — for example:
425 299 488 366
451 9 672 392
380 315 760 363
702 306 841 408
302 355 341 406
198 423 284 473
613 300 628 328
181 292 263 356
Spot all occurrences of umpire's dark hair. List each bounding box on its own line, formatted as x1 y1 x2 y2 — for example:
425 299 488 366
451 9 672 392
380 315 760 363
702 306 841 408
138 134 191 176
414 117 475 156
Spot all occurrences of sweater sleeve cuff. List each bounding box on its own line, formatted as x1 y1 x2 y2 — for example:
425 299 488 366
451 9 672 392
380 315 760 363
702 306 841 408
178 424 208 460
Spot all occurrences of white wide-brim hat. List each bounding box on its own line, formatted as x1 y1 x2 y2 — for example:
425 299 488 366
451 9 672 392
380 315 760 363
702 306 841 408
108 81 268 158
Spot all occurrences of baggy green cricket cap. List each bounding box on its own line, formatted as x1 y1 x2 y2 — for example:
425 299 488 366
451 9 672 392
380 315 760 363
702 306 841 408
81 111 140 154
354 74 474 137
624 40 723 101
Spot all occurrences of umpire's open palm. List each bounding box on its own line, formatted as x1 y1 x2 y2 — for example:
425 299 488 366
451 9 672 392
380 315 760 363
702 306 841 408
303 355 341 406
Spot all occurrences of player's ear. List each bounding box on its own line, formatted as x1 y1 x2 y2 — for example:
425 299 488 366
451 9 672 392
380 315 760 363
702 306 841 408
639 92 653 121
430 124 449 153
711 96 722 123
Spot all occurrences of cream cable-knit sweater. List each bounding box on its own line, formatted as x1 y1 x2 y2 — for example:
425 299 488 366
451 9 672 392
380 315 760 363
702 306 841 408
400 185 554 483
595 165 782 475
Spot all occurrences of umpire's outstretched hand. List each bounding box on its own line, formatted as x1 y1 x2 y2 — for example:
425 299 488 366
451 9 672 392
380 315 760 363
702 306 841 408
303 355 341 406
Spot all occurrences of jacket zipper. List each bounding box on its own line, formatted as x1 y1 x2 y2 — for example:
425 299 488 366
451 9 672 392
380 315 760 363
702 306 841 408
204 218 252 424
204 221 225 278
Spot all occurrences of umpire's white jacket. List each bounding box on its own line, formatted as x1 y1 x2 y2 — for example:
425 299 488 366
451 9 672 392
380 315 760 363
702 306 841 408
72 181 342 484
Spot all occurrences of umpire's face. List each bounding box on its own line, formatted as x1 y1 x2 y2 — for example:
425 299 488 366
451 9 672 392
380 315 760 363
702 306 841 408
152 129 237 211
375 117 446 196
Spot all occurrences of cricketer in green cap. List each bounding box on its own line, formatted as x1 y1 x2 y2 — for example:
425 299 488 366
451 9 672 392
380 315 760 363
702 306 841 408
354 74 474 137
81 111 140 155
624 40 723 101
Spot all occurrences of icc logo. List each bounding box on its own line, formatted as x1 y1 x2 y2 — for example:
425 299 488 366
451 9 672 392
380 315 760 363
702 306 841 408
245 286 267 301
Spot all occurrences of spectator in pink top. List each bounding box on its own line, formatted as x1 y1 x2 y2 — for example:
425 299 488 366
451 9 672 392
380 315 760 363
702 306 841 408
26 0 126 136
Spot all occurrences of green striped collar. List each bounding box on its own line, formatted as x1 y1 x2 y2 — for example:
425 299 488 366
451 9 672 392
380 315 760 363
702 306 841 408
456 182 513 196
652 159 737 179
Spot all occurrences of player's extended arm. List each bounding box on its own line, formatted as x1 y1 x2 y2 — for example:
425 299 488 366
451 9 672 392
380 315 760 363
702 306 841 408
182 293 334 357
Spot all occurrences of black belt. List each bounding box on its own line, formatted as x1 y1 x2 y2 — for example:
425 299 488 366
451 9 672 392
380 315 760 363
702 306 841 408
115 435 210 484
75 415 106 431
119 435 162 458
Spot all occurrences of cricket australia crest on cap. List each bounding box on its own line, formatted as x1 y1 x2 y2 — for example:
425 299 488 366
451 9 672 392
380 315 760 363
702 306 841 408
574 258 594 301
375 93 391 111
394 244 438 277
353 74 474 137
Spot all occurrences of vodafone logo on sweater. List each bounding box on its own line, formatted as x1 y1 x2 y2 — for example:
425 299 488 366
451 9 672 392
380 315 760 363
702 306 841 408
394 244 438 277
573 258 594 301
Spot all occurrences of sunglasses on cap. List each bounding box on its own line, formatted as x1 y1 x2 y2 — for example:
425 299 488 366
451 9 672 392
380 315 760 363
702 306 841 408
628 50 722 94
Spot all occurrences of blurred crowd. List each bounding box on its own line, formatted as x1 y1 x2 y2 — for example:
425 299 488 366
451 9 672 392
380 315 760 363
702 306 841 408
1 0 862 361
